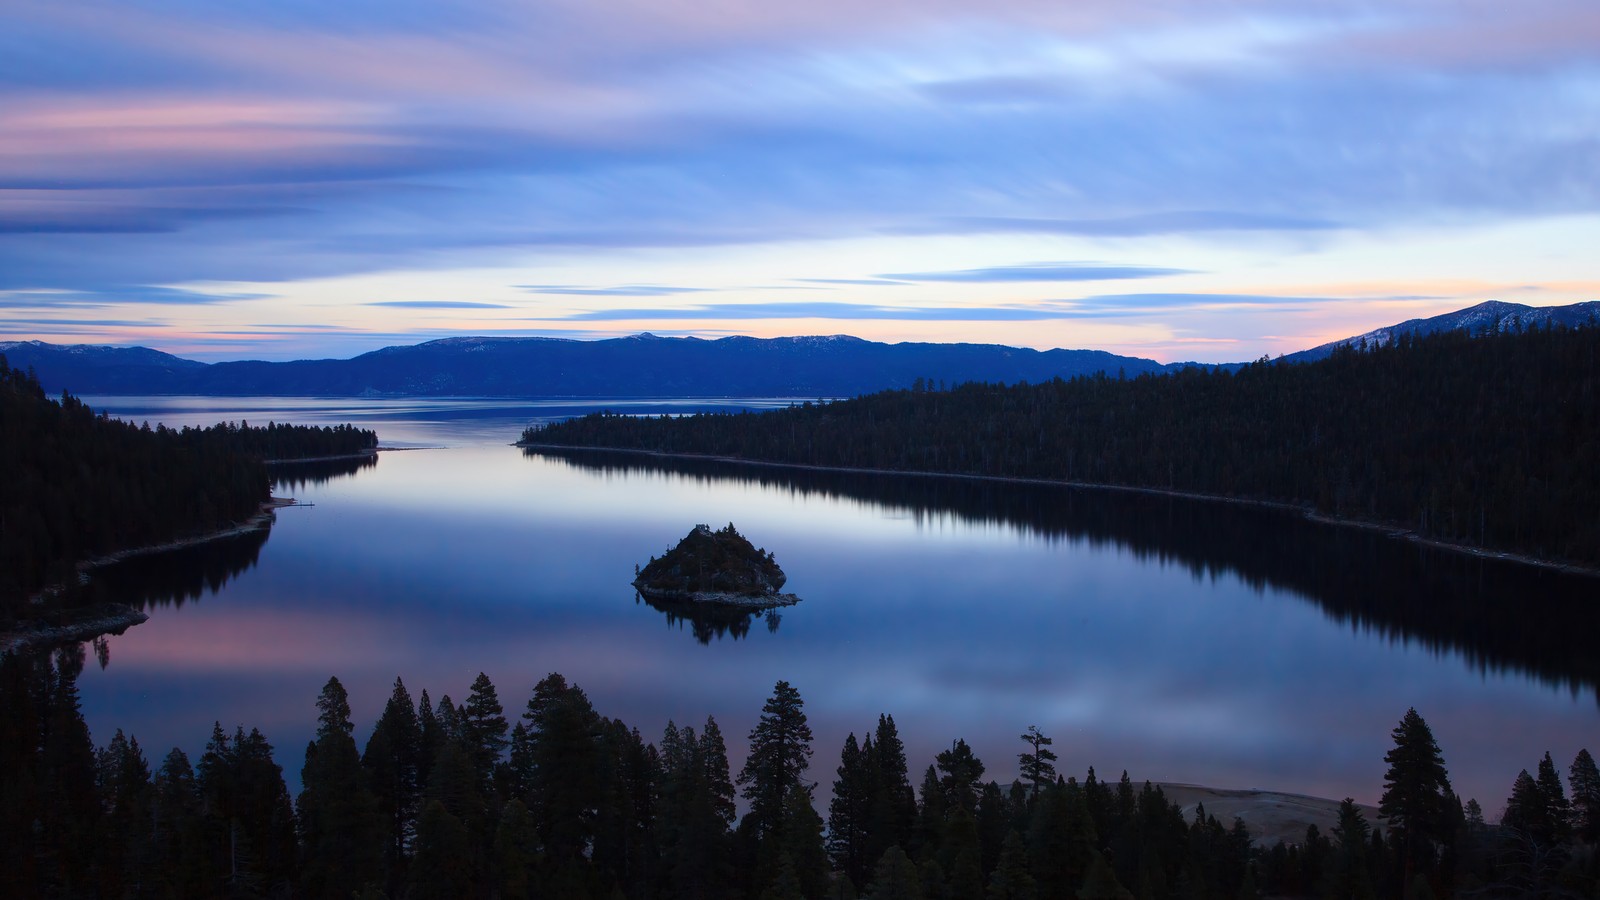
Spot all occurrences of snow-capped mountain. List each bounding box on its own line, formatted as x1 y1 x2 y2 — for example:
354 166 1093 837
1283 300 1600 363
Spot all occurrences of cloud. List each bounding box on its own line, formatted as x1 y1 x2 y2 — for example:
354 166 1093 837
912 211 1342 237
792 277 912 287
529 300 1179 322
518 284 715 297
879 263 1193 283
528 293 1335 323
1072 292 1332 310
0 318 166 329
365 300 512 309
0 286 269 306
4 0 1600 313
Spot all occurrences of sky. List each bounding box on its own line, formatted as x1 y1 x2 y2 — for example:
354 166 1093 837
3 0 1599 363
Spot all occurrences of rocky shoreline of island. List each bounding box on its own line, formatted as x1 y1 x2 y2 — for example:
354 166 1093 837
633 585 802 609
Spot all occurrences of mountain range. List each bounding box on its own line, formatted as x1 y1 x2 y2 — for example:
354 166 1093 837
1282 299 1600 363
3 300 1595 399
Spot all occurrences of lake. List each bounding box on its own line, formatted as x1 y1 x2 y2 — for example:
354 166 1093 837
71 395 1600 813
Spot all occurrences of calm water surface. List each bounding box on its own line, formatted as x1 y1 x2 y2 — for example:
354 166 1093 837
75 396 1599 811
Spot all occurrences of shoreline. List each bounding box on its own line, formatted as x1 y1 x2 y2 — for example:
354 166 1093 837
76 496 291 571
263 448 379 464
521 442 1600 579
0 604 150 656
1 496 292 654
634 584 802 610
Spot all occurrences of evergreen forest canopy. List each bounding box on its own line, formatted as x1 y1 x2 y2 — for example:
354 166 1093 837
4 648 1597 900
0 358 378 619
526 325 1600 568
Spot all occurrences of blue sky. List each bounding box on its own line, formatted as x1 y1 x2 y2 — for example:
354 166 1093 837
2 0 1599 361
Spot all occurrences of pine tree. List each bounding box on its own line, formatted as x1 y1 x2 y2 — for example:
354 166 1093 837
1326 799 1375 900
660 716 736 900
915 765 947 857
1534 751 1571 842
941 804 985 899
869 715 917 867
779 781 831 899
936 739 986 813
411 798 477 899
198 724 298 895
494 798 538 900
592 719 660 895
524 672 603 864
738 681 815 851
1030 779 1097 900
38 647 101 897
1018 726 1058 799
461 672 510 791
865 845 924 900
976 781 1012 877
94 729 153 899
149 747 208 898
363 676 421 896
1570 749 1600 843
505 721 535 801
830 732 875 886
1378 709 1453 882
1079 851 1135 900
417 688 443 790
431 735 497 892
298 676 383 898
1502 769 1549 842
987 830 1037 900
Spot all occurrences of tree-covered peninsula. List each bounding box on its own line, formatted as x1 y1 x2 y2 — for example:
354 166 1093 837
525 325 1600 569
0 357 378 621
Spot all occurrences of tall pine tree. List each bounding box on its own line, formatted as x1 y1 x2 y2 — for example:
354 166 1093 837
1378 709 1453 885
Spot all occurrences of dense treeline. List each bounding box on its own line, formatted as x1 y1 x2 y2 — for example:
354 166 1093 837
0 358 378 617
527 325 1600 567
4 651 1597 899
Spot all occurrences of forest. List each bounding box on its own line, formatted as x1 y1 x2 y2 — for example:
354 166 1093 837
2 647 1595 900
525 325 1600 569
0 357 378 618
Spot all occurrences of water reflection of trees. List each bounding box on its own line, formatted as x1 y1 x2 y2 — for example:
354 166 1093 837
82 526 271 611
535 448 1600 698
636 592 782 644
268 454 377 491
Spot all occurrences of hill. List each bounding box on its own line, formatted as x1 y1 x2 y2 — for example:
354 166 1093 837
1282 299 1600 363
0 334 1182 398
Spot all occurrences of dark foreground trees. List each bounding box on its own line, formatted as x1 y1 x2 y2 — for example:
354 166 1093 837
3 654 1596 900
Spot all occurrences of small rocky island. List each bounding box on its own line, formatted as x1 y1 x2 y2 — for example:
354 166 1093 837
633 523 801 609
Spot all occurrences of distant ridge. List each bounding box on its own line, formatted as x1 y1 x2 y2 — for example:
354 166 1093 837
0 333 1188 398
4 300 1596 397
1282 299 1600 363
